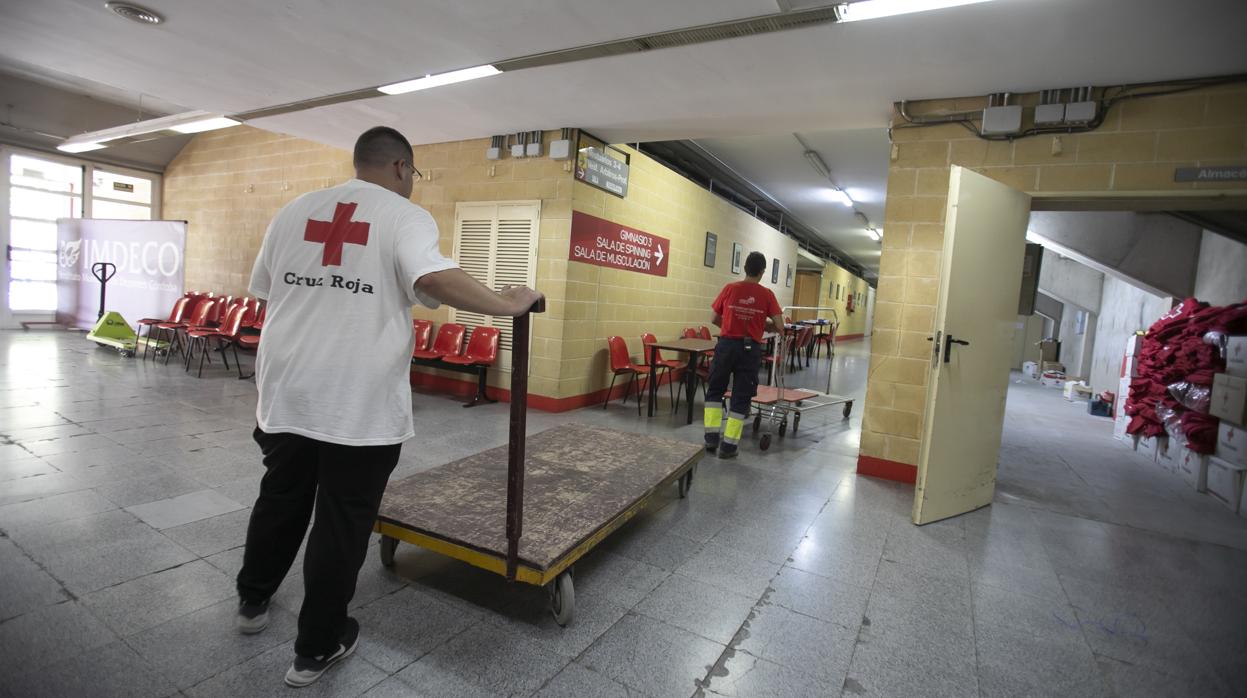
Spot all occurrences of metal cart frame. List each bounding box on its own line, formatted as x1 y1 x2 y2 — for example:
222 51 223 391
749 305 854 450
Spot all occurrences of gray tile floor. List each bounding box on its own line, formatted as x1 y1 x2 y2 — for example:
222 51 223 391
0 331 1244 697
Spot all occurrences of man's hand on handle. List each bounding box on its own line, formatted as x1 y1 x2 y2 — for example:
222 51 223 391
499 286 545 317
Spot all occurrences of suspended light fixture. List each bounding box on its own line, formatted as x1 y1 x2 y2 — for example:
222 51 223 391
58 110 240 153
378 65 502 95
835 0 1000 23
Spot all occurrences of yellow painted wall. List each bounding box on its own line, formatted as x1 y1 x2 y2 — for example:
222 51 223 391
162 128 804 404
564 145 799 400
815 260 872 338
162 126 573 398
863 82 1247 468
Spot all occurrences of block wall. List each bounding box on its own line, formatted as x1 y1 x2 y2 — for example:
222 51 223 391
863 82 1247 471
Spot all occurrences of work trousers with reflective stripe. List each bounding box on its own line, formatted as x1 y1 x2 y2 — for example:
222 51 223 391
237 426 399 658
704 336 762 445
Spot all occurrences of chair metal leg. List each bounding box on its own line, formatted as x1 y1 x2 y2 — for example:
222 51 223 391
604 374 618 409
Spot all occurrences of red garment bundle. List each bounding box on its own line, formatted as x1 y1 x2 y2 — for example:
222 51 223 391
1125 298 1245 454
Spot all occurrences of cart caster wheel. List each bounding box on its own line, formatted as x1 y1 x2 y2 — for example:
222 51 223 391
678 471 693 498
760 434 772 451
793 414 801 434
549 572 575 626
778 420 787 437
379 535 398 568
753 416 761 434
843 402 853 419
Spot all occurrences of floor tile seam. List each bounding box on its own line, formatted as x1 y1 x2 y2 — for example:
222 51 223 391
1041 562 1127 696
564 611 661 698
373 615 490 684
769 599 861 629
1090 647 1236 692
0 529 81 605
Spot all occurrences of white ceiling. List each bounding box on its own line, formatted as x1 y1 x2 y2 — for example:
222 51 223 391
2 0 1244 273
696 129 890 272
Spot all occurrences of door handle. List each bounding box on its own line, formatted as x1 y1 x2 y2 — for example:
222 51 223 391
943 334 970 363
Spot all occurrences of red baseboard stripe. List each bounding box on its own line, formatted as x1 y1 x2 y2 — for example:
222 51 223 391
410 365 682 413
838 333 864 341
856 455 917 484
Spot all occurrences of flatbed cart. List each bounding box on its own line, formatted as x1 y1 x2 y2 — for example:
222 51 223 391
739 305 855 451
375 301 704 626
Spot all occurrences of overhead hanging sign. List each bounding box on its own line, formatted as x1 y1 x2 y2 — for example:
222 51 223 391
575 147 629 197
569 211 669 277
1174 165 1247 182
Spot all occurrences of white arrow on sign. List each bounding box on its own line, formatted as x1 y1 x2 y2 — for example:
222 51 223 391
655 244 665 266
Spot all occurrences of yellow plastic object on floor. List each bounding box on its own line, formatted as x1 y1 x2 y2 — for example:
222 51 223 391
86 311 138 355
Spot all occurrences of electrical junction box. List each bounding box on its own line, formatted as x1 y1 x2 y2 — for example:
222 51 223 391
1034 103 1066 126
485 147 502 161
548 139 571 160
1065 101 1097 124
525 142 542 157
511 144 526 158
980 105 1023 136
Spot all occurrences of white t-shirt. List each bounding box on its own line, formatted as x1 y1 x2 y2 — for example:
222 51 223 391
249 178 457 445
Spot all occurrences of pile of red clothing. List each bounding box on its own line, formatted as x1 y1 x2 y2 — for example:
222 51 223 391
1125 298 1247 453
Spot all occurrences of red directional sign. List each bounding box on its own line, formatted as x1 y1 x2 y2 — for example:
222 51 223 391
569 211 669 277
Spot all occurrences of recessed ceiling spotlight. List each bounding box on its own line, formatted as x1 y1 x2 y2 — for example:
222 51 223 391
105 2 164 25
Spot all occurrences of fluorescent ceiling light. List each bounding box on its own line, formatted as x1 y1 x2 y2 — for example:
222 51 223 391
829 188 853 207
378 65 501 95
835 0 998 22
57 110 243 152
57 141 107 153
170 117 240 134
867 228 882 241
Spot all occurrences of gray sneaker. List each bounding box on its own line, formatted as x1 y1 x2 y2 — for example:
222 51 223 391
237 598 269 635
285 617 360 688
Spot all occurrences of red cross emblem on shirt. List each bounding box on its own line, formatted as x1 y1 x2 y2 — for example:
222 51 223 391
304 202 370 266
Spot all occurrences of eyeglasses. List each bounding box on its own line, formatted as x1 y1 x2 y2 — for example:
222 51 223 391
404 160 422 181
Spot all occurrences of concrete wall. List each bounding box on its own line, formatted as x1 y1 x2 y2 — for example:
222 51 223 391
1057 304 1096 380
1089 276 1171 394
1194 229 1247 306
1037 248 1103 313
862 81 1247 474
1028 211 1202 298
1011 314 1045 369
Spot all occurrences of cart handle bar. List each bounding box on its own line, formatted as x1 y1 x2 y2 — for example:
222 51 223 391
506 298 545 581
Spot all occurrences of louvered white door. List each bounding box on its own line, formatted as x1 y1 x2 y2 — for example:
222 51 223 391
450 201 541 372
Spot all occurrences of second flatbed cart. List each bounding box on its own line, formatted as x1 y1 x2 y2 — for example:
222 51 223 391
748 305 855 450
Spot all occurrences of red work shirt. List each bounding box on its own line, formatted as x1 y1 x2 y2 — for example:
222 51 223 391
712 281 781 342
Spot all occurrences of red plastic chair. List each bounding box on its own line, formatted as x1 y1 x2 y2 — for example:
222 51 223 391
156 297 216 364
412 319 434 354
185 304 252 377
682 328 698 339
442 327 500 407
414 323 465 360
641 333 681 406
605 336 648 415
137 297 189 361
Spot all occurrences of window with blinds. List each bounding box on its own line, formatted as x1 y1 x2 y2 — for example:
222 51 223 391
450 201 541 371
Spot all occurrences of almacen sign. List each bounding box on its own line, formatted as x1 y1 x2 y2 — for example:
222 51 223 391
569 211 669 277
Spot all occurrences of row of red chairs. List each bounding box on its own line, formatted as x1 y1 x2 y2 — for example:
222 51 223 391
136 291 265 378
410 319 500 407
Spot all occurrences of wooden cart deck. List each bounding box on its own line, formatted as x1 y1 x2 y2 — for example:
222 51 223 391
375 423 703 587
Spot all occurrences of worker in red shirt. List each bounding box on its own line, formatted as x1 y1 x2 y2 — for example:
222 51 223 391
705 251 785 458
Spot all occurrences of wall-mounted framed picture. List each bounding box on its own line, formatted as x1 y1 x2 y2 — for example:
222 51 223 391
771 258 780 284
785 264 793 287
731 243 743 274
704 232 717 268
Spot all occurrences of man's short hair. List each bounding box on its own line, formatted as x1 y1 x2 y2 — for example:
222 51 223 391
353 126 413 169
744 252 767 277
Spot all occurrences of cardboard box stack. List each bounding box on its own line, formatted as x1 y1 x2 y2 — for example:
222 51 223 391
1209 340 1247 514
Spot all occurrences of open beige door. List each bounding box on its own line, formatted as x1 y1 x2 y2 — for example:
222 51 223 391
912 166 1031 525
